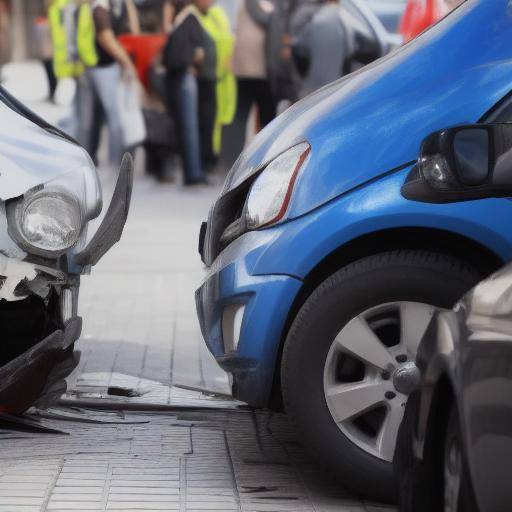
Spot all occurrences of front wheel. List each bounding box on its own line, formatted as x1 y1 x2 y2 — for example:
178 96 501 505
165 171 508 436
281 251 480 502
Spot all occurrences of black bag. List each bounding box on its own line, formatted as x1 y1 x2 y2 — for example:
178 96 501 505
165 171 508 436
143 108 176 150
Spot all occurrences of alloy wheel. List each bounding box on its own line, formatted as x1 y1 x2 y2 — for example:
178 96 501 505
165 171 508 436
323 302 435 461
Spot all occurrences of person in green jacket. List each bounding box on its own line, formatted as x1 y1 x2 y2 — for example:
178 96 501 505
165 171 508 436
198 3 236 158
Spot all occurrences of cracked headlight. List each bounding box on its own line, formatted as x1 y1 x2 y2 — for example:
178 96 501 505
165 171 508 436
9 192 82 256
246 142 311 229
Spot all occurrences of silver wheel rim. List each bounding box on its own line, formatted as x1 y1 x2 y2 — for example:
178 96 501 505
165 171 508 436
444 431 462 512
323 301 435 462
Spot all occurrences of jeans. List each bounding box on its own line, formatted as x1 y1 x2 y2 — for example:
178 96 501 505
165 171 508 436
77 64 124 167
167 72 205 184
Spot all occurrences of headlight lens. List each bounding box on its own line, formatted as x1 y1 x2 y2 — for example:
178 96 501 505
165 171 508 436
246 142 311 229
16 193 82 253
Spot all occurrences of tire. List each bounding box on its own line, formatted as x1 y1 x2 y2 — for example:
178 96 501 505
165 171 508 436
395 396 477 512
281 251 480 502
443 404 478 512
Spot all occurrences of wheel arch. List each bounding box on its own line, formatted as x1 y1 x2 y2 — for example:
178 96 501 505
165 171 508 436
268 227 503 409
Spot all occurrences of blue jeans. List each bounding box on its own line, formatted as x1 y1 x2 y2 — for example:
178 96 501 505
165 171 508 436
77 64 124 167
168 72 205 184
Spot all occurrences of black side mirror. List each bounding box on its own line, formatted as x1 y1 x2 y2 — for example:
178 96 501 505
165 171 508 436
401 123 512 203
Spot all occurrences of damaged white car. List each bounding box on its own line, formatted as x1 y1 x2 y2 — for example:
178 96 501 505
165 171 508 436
0 85 133 414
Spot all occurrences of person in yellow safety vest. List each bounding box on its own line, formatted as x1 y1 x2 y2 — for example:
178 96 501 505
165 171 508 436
48 0 98 79
199 4 237 157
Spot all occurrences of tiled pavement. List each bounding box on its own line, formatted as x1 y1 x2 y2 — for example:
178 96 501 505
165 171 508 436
1 62 397 511
0 408 394 512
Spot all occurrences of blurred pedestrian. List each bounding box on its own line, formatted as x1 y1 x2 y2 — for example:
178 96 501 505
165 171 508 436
163 0 216 185
162 0 189 33
224 0 276 167
293 0 354 98
35 3 57 102
48 0 99 141
0 0 12 80
199 2 236 167
79 0 140 167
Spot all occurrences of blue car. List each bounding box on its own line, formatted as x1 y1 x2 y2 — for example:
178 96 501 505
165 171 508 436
197 0 512 502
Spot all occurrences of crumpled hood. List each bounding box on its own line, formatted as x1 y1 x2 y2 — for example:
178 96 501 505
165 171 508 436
225 0 512 218
0 100 101 220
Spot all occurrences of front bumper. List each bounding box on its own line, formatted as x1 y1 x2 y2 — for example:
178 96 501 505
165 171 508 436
0 316 82 414
196 234 302 407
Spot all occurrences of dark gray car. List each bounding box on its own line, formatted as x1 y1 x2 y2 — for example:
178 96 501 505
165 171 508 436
395 123 512 512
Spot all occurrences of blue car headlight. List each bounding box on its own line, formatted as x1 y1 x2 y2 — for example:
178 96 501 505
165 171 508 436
245 142 311 230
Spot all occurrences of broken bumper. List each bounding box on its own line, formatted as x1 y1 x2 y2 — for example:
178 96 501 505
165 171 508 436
0 317 82 414
0 154 134 413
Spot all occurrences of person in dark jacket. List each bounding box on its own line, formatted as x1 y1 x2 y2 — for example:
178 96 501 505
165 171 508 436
163 0 216 185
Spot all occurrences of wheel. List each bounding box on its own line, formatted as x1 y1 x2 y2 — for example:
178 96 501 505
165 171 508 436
281 251 480 502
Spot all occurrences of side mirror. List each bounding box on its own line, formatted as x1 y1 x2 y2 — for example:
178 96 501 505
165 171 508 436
401 123 512 203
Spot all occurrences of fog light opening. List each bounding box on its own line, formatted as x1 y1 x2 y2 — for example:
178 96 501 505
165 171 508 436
222 304 245 353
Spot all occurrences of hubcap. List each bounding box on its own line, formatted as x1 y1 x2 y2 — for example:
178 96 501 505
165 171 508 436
323 302 435 461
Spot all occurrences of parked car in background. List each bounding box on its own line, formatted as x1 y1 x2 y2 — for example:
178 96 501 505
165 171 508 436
395 123 512 512
0 86 133 414
399 0 464 42
364 0 407 43
197 0 512 502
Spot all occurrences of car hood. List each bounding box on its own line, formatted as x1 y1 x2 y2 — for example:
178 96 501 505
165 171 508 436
0 100 101 220
224 0 512 217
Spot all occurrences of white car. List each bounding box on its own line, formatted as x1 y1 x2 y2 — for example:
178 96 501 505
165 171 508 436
0 86 133 414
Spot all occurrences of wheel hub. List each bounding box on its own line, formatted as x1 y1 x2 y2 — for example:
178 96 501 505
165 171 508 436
392 362 421 395
323 301 434 462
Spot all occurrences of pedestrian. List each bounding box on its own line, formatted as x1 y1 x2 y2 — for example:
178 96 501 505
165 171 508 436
163 0 216 186
292 0 354 98
198 2 236 169
162 0 188 33
35 2 57 102
224 0 277 167
48 0 99 141
78 0 139 167
0 0 12 81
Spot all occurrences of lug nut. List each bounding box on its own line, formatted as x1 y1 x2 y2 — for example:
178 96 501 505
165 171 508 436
385 391 396 400
381 371 390 380
396 355 407 363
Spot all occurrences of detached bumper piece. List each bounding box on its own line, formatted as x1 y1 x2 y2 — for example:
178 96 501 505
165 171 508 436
0 317 82 415
74 153 134 267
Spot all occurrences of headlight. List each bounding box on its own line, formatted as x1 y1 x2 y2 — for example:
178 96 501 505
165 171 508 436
246 142 311 229
9 192 82 255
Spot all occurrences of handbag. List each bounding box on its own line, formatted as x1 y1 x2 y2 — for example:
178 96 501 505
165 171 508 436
117 77 147 148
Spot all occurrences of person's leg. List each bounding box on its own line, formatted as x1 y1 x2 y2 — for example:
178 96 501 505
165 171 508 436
42 59 57 101
198 79 217 173
75 74 95 150
179 72 204 184
255 79 277 128
88 99 105 166
87 64 124 167
220 78 253 168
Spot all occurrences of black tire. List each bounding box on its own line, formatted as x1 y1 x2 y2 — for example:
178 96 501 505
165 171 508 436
281 251 480 503
443 404 478 512
395 395 477 512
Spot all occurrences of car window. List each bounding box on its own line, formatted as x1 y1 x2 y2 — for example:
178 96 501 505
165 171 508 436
362 0 407 34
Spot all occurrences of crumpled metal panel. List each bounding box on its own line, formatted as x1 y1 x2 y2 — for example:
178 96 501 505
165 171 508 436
0 317 82 415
